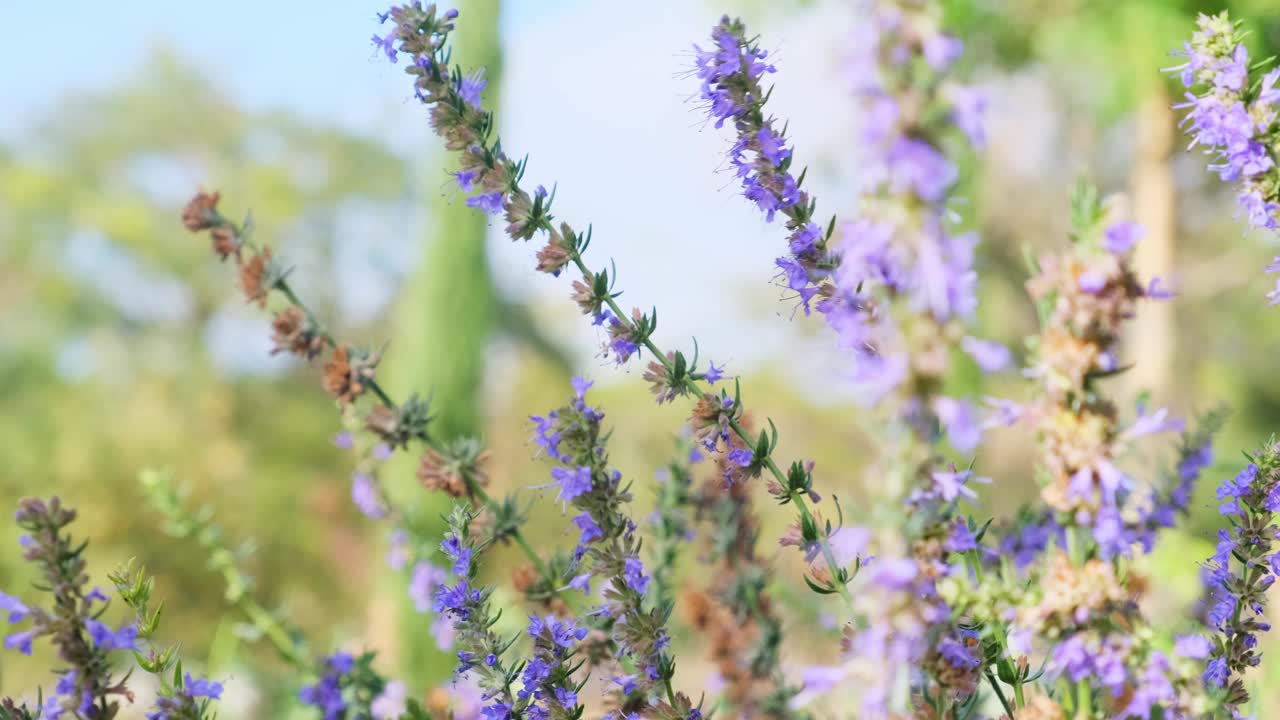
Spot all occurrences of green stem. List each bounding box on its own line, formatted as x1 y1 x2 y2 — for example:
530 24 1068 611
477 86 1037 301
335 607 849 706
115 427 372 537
1075 677 1091 720
727 416 854 611
232 226 556 588
564 254 853 610
470 483 551 578
234 593 309 670
985 671 1015 719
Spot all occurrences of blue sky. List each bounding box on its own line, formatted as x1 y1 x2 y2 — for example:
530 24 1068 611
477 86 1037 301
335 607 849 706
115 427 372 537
2 0 866 387
1 1 576 139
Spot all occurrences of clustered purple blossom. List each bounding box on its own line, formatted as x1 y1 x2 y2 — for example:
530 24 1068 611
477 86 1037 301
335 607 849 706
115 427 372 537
1 499 146 718
1199 445 1280 711
145 674 224 720
693 16 830 314
531 378 678 710
834 466 995 715
429 513 532 719
815 0 1001 420
1049 634 1178 719
299 652 356 719
1170 12 1280 303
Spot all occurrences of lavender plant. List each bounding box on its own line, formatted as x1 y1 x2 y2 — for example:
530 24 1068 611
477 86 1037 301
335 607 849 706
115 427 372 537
12 2 1280 720
1169 11 1280 303
0 497 222 720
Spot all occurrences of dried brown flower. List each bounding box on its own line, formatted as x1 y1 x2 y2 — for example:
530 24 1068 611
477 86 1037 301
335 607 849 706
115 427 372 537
417 446 489 499
270 306 324 359
182 190 221 232
209 226 239 262
321 344 372 404
535 239 571 275
570 273 602 316
238 247 272 307
643 355 681 405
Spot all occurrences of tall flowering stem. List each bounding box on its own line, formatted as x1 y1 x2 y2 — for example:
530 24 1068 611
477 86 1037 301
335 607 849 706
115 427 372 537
647 443 699 610
695 3 1000 449
375 2 854 607
1200 441 1280 713
1 498 138 718
429 505 588 720
1020 183 1169 560
140 469 311 670
681 429 800 719
828 0 993 423
692 16 834 298
984 186 1211 720
182 190 563 603
1169 12 1280 303
533 378 702 720
0 497 223 720
109 561 224 720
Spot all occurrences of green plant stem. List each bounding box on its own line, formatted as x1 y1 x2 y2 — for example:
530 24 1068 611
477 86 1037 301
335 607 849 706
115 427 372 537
985 671 1015 718
222 220 556 586
470 484 550 577
1076 677 1091 720
567 249 852 611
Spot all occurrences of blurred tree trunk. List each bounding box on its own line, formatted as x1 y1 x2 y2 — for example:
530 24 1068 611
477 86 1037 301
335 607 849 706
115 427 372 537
1125 85 1175 405
373 0 503 689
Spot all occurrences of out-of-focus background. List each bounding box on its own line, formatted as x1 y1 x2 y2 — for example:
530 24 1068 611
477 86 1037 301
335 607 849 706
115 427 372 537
4 0 1280 716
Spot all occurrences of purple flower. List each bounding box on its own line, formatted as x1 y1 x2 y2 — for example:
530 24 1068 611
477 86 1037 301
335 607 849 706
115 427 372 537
573 512 602 545
869 558 918 591
1078 269 1107 293
1146 276 1174 299
371 33 398 63
756 126 790 167
85 620 137 652
623 556 649 595
789 223 821 256
886 137 957 203
466 191 505 215
1204 656 1229 688
727 447 753 467
961 336 1011 372
552 465 593 506
947 84 986 148
923 33 963 70
1125 406 1185 439
937 634 979 669
351 473 388 519
531 412 564 461
568 573 591 594
4 629 34 655
1174 634 1212 659
459 69 486 109
0 593 29 625
1216 44 1249 91
704 361 725 384
921 468 988 505
184 674 224 699
935 397 981 454
827 526 870 567
572 375 593 398
1103 222 1144 255
410 562 448 612
943 518 977 553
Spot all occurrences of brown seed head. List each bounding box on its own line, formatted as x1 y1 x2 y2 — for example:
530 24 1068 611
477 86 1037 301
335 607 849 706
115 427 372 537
182 190 221 232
